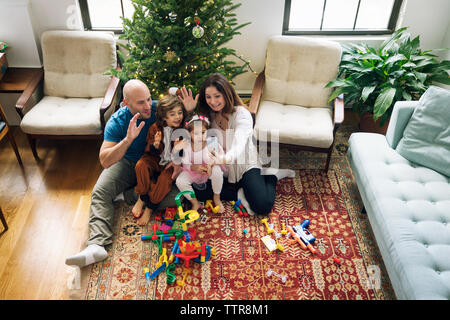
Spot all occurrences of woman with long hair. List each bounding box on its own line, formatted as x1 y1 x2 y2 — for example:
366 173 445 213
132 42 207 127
179 73 295 215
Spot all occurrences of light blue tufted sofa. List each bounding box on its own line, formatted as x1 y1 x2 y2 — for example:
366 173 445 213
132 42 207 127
347 100 450 300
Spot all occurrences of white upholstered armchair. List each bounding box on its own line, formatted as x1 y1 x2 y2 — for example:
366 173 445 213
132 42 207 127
15 30 120 160
249 36 344 171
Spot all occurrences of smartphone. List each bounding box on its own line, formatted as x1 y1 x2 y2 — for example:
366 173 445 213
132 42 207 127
206 136 219 153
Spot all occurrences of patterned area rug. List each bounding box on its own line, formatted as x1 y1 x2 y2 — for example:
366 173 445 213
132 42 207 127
81 125 396 300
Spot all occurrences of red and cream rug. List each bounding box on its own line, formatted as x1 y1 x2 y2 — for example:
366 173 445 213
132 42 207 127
78 126 395 300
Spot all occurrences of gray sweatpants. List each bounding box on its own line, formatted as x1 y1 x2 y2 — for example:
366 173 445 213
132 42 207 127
86 157 180 247
87 157 138 246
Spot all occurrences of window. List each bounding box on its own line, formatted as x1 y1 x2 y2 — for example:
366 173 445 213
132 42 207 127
283 0 404 35
79 0 135 32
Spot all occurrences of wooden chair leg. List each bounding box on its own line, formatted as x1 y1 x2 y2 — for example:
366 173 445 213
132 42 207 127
0 207 8 232
324 147 333 172
26 134 39 160
7 130 23 166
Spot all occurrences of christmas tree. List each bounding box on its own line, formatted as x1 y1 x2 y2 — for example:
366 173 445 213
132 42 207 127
110 0 251 98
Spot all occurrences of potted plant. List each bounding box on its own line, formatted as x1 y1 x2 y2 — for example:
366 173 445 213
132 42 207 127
326 27 450 133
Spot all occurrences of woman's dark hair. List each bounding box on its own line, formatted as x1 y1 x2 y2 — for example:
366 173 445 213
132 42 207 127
197 73 245 116
156 94 187 127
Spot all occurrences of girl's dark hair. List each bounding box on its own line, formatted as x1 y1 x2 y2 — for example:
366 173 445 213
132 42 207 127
197 73 245 117
156 94 186 127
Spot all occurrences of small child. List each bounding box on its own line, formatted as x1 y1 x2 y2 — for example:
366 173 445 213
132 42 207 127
175 114 227 213
132 94 186 225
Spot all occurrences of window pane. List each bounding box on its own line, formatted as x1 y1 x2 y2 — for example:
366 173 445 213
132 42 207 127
289 0 325 29
123 0 135 20
87 0 123 29
355 0 394 29
322 0 359 29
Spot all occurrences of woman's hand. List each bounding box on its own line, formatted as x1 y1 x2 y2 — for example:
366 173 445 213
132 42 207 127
209 149 226 165
178 87 199 112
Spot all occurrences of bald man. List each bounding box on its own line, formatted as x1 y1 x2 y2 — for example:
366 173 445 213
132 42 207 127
66 80 191 268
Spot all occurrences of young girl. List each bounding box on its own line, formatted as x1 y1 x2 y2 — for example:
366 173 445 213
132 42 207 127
178 73 295 216
132 94 187 225
175 114 227 213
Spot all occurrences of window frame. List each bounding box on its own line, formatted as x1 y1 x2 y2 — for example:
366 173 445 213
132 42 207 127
282 0 404 36
78 0 127 34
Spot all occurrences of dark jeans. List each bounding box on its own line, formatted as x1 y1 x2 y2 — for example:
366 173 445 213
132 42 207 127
193 168 277 216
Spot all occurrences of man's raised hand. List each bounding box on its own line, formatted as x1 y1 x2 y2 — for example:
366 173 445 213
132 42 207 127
126 113 145 143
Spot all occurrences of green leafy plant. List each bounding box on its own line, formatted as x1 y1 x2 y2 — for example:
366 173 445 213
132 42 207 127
326 27 450 126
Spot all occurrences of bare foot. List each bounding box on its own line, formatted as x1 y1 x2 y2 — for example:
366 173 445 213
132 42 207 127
137 207 152 226
132 197 144 218
213 194 225 214
190 199 201 212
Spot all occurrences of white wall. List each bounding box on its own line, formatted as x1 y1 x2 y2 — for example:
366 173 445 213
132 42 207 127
28 0 83 62
0 0 41 67
1 0 448 88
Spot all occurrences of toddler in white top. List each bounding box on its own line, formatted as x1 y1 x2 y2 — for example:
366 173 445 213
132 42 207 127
175 114 227 213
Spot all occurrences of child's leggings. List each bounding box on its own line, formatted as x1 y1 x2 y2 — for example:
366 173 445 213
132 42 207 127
176 165 223 200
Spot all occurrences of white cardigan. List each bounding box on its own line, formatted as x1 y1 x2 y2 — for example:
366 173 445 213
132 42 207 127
211 106 261 183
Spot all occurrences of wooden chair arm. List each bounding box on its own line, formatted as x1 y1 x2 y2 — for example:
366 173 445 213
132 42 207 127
333 94 345 125
100 75 120 112
248 70 265 116
15 68 44 118
100 71 121 130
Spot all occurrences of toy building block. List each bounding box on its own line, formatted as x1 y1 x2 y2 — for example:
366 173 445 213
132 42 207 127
177 267 191 287
166 263 176 285
260 218 274 234
164 207 177 226
280 223 288 236
267 268 287 283
231 200 249 217
144 267 151 285
204 200 220 214
149 248 168 280
275 238 285 252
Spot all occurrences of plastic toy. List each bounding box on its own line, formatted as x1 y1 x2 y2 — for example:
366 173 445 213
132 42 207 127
261 235 277 252
204 200 220 214
267 268 287 283
231 200 249 217
287 219 316 254
333 256 341 265
260 218 274 234
165 263 176 285
141 190 217 287
280 223 288 236
177 267 191 287
149 248 168 280
144 267 151 285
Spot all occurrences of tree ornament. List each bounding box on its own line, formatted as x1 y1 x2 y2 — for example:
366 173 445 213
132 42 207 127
192 16 204 38
168 11 177 23
164 50 177 62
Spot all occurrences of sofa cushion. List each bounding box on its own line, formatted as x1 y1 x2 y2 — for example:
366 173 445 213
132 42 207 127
396 86 450 177
20 96 113 135
348 132 450 299
263 36 341 108
254 100 334 148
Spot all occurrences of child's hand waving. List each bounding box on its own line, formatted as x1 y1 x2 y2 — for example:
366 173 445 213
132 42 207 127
153 131 162 148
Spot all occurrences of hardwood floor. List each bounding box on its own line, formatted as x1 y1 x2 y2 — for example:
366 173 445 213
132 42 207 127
0 110 360 300
0 128 102 299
